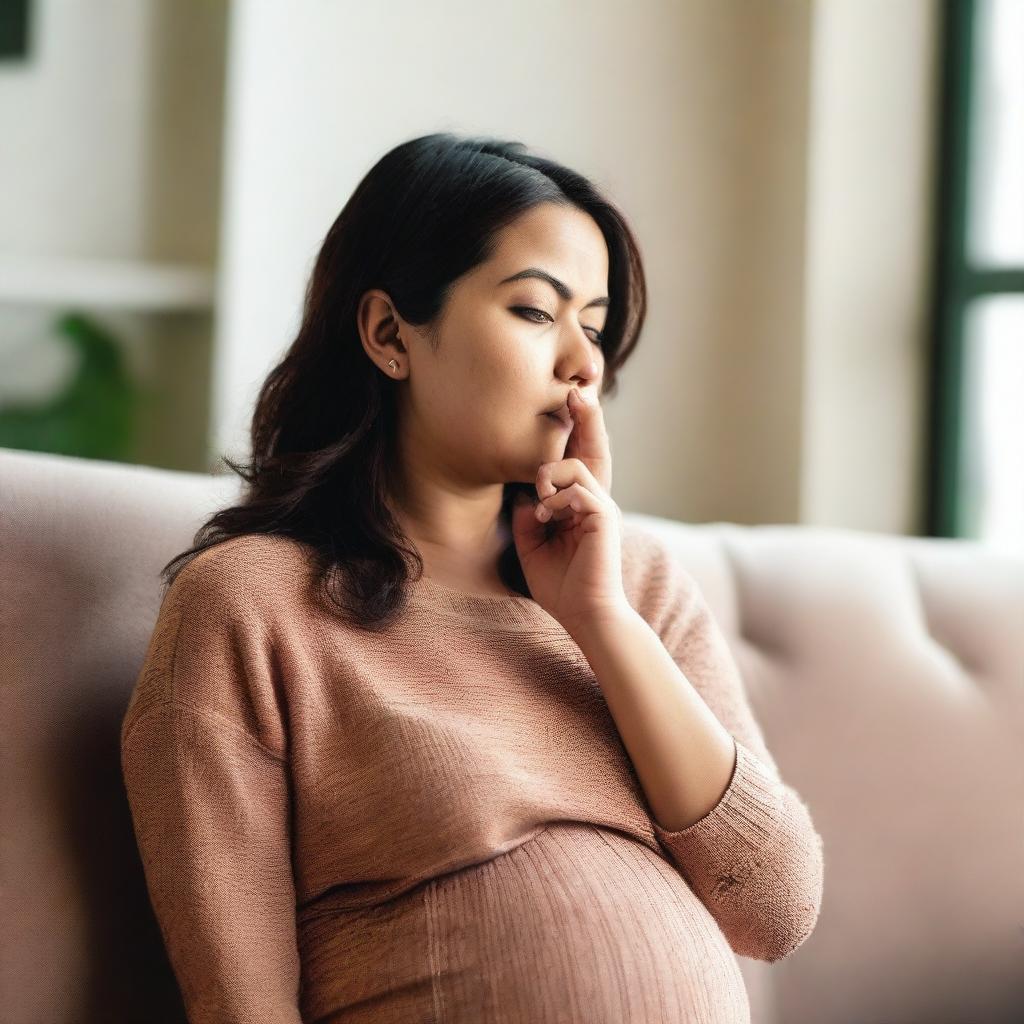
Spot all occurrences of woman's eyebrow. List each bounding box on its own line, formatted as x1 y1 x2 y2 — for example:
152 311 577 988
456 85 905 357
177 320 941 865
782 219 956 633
499 267 609 310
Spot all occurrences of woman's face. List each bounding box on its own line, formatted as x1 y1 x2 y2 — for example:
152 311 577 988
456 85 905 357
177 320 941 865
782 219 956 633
381 202 609 491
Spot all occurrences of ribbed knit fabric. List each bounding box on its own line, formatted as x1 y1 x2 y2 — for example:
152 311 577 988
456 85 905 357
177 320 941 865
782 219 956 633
120 524 824 1024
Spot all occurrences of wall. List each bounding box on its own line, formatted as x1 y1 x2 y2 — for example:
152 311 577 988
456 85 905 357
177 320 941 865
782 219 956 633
801 0 939 535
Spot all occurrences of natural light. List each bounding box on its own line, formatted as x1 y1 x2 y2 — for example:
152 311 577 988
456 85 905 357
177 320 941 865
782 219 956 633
962 0 1024 555
969 0 1024 266
961 298 1024 557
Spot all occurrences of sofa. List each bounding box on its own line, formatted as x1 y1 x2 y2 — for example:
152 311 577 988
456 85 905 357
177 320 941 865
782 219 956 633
2 444 1022 1023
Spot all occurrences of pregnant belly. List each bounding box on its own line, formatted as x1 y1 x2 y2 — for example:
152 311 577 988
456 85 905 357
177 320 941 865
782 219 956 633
298 821 750 1024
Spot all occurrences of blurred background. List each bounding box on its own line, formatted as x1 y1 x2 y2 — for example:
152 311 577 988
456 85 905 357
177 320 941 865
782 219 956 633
0 0 1020 554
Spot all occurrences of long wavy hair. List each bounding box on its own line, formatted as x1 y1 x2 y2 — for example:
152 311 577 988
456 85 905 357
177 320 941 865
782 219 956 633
160 132 648 631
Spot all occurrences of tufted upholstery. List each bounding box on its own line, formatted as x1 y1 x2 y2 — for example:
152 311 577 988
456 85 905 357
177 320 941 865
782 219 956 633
2 445 1022 1023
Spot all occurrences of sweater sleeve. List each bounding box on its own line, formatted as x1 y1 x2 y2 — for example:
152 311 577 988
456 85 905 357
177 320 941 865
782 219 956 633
637 533 825 964
120 557 303 1022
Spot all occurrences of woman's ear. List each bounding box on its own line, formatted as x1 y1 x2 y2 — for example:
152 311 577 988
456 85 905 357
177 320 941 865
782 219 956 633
356 289 406 375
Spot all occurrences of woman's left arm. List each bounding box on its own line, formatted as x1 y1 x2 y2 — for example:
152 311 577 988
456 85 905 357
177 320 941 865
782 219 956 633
512 386 824 963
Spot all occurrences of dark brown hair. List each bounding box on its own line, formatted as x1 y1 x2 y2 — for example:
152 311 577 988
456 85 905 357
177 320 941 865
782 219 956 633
160 132 648 631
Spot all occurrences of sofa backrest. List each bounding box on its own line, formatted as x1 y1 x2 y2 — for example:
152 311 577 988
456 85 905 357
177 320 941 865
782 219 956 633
2 447 1022 1023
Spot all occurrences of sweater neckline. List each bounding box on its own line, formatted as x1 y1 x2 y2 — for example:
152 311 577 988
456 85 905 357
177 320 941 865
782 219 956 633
407 573 559 630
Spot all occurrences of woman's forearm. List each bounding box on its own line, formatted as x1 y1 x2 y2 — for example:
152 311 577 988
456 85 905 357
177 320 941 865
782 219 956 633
566 605 737 833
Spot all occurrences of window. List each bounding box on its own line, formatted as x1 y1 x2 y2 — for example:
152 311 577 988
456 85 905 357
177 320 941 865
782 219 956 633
929 0 1024 556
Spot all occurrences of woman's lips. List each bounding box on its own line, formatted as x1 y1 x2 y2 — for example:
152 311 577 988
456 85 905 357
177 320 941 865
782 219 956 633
544 412 571 430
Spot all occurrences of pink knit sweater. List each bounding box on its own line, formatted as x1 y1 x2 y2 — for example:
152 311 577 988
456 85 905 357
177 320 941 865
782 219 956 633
120 524 824 1023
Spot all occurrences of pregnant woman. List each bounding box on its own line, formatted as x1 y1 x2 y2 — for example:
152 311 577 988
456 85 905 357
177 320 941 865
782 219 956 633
120 131 824 1023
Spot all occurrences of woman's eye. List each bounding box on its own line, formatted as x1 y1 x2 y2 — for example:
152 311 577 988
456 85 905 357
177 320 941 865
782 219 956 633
513 307 604 346
514 306 551 324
